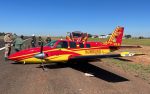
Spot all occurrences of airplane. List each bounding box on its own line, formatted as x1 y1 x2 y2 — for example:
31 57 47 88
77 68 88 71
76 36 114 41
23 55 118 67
8 26 142 70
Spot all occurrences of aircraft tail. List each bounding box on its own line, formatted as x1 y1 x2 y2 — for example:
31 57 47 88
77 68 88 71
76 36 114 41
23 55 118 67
105 26 124 46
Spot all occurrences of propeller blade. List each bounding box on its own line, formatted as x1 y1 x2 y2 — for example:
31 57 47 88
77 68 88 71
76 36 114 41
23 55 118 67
40 42 43 53
34 42 47 59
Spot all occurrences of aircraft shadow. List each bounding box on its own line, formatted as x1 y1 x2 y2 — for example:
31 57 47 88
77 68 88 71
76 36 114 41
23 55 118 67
11 62 41 65
11 61 129 83
45 62 129 83
11 62 23 64
42 63 67 69
114 57 133 62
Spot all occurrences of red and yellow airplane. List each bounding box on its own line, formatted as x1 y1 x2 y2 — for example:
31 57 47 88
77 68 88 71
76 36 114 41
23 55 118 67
8 26 141 67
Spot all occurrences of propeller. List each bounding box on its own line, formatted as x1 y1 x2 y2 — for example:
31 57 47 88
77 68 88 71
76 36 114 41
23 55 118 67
34 42 47 71
40 42 43 53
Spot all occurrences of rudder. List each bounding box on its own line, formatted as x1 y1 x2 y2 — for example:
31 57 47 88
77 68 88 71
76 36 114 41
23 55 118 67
105 26 124 46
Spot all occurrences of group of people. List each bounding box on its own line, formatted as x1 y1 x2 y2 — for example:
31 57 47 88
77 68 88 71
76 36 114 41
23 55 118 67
3 33 52 60
31 34 51 47
4 33 24 60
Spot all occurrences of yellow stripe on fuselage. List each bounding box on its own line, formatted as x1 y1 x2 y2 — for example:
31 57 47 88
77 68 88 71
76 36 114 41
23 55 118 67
19 54 71 63
61 48 110 55
20 58 44 63
19 48 111 63
46 54 71 62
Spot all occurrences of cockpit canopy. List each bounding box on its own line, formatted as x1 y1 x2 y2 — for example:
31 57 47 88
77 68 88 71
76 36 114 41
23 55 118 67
45 40 57 48
45 40 92 49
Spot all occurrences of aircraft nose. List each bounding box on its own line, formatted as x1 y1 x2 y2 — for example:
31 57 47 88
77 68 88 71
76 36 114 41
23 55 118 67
8 50 29 61
34 53 47 59
8 52 19 61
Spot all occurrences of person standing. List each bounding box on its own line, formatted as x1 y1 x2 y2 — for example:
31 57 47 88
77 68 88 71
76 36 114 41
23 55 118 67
38 35 43 46
45 35 51 44
13 33 17 40
31 34 36 47
13 35 24 52
4 33 13 60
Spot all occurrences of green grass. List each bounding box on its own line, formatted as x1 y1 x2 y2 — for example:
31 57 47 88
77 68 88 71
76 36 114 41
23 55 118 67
37 36 150 46
88 38 150 46
122 39 150 46
40 37 65 40
88 38 108 42
103 58 150 81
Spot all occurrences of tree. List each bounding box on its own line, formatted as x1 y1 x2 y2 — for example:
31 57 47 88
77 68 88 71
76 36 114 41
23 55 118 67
88 34 92 38
0 32 5 36
138 36 144 39
124 35 132 39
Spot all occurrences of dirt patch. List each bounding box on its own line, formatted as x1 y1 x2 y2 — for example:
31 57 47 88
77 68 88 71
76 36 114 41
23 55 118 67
117 46 150 65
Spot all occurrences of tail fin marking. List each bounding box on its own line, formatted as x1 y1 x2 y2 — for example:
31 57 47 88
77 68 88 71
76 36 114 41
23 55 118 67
105 26 124 46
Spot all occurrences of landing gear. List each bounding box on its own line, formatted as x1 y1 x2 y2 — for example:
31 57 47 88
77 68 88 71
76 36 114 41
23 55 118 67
23 61 26 64
40 60 47 71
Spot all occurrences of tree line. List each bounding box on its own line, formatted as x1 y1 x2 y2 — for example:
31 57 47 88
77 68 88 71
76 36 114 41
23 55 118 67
124 34 150 39
0 32 5 36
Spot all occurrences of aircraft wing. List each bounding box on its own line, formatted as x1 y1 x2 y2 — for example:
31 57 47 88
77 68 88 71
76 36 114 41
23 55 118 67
70 52 144 60
109 46 142 50
119 46 142 48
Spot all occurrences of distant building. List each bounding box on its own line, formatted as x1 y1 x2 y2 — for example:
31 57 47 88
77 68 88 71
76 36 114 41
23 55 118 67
99 35 108 38
99 34 112 38
91 33 112 38
92 35 98 38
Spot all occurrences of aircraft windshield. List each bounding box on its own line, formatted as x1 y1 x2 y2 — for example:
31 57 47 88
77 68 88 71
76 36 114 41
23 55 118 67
45 40 57 47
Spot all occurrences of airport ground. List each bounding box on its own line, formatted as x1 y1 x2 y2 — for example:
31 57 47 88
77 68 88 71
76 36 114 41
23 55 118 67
0 38 150 94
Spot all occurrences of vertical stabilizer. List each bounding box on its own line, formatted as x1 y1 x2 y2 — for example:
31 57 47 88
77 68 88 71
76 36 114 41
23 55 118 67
105 26 124 46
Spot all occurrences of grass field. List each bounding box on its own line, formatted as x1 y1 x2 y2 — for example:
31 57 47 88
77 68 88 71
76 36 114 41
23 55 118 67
88 38 150 46
51 37 150 46
102 58 150 82
122 39 150 46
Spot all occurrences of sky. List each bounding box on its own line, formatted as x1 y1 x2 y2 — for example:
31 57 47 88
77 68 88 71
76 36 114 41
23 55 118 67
0 0 150 37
